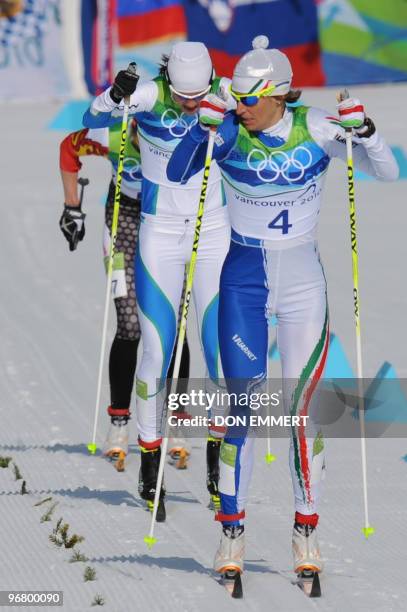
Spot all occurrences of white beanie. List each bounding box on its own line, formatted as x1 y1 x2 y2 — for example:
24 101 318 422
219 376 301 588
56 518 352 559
167 42 213 94
232 35 293 95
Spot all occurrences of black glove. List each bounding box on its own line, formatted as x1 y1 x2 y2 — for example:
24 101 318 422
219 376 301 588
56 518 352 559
110 63 139 103
355 117 376 139
59 205 86 252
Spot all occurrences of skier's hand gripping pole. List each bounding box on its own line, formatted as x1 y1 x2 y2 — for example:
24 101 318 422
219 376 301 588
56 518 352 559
88 63 138 455
59 177 89 252
144 127 218 548
338 89 375 539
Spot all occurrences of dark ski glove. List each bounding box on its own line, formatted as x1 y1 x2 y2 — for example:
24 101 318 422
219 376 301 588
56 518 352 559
59 205 86 251
110 62 139 104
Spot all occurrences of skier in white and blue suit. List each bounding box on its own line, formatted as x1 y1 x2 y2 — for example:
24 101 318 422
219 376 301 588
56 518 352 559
83 42 236 516
167 35 398 579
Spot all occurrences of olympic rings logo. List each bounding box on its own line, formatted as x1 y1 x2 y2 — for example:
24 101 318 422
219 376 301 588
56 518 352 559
123 157 141 180
246 146 313 183
161 108 198 137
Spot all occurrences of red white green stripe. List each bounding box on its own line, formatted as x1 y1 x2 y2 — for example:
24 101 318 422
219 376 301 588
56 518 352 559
290 309 330 505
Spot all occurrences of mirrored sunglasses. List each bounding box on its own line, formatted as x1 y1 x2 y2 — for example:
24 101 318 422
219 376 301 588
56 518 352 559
230 84 276 107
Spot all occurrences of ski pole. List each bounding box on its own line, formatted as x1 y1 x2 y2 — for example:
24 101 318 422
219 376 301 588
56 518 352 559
71 177 89 250
88 68 137 455
144 127 217 548
78 177 90 200
265 325 276 464
338 89 375 539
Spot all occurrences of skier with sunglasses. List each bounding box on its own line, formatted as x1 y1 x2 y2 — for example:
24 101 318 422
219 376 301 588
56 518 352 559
83 42 235 518
167 35 398 592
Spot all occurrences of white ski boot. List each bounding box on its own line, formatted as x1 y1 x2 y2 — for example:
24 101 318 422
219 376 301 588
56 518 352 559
103 417 129 472
214 525 245 574
292 522 323 574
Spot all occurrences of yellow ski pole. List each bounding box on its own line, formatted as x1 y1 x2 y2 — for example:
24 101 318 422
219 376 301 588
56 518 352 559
338 89 374 539
88 67 137 455
265 327 276 464
144 127 217 548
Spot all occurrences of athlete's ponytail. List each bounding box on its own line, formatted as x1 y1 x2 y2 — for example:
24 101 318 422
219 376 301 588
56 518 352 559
284 90 302 104
159 54 170 78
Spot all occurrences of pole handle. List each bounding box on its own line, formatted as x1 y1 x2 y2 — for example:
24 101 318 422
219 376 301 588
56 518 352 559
77 177 89 209
337 88 350 103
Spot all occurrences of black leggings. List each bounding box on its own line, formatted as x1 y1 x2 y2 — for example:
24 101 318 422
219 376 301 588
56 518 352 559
105 182 190 411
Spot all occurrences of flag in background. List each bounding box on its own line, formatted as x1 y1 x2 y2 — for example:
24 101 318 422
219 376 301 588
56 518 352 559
81 0 115 95
117 0 186 47
80 0 407 96
183 0 325 87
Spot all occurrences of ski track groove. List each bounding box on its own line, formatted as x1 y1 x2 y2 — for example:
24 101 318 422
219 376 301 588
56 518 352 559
1 437 407 610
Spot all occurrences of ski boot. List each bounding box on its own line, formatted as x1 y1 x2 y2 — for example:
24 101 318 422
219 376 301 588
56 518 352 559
292 515 322 597
206 437 221 511
103 414 129 472
214 525 244 598
138 445 166 522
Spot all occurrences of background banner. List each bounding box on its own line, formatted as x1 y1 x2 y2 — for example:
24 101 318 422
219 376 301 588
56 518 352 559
1 1 406 100
112 0 407 87
0 0 69 100
117 0 186 47
81 0 115 96
183 0 325 87
319 0 407 85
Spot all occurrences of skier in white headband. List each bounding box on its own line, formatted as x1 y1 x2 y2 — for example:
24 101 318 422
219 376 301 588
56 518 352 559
83 41 235 520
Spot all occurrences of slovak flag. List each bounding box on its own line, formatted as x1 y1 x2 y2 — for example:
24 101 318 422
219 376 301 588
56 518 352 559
183 0 325 87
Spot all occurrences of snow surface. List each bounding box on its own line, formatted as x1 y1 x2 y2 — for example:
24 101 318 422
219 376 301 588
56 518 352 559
0 84 406 611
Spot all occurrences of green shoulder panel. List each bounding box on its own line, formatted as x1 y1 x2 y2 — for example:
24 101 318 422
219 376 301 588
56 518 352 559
210 75 223 94
108 123 140 164
152 75 178 114
236 105 313 155
288 105 312 148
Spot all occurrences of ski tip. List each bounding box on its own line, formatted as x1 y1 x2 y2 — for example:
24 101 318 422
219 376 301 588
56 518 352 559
87 443 97 455
232 572 243 599
144 535 157 549
222 570 243 598
297 570 321 598
362 526 375 539
265 453 277 464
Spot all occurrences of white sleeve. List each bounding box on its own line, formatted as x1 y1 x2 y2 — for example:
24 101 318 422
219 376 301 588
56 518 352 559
90 81 159 116
307 107 399 182
87 127 109 147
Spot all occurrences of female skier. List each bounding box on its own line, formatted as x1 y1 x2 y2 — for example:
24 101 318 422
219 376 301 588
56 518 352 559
167 35 398 587
83 42 234 517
